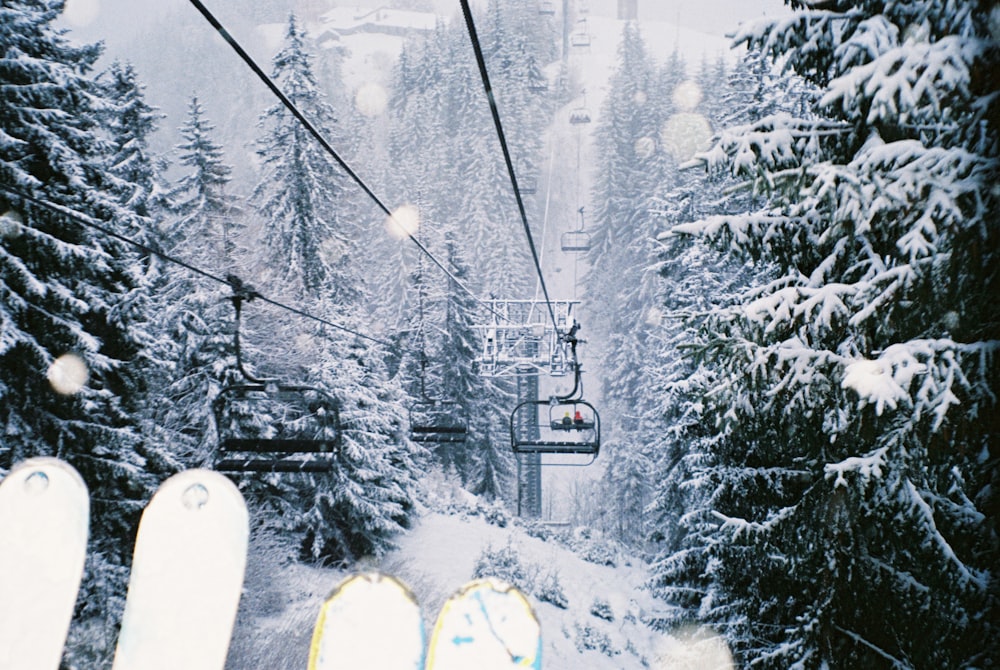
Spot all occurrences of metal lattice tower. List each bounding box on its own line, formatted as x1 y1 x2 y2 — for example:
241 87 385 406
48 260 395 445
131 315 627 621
474 299 579 377
515 373 542 517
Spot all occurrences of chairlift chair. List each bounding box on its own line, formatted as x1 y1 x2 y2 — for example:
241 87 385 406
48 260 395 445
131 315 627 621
521 176 538 194
212 276 342 474
561 230 591 252
409 399 469 444
509 324 600 459
538 1 555 14
213 382 340 473
561 207 591 252
510 399 600 456
571 19 590 48
569 107 591 124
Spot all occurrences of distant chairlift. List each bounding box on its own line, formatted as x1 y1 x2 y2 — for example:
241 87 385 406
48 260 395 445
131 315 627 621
569 90 591 125
518 161 538 195
213 276 341 474
561 207 591 252
571 19 591 48
538 0 555 15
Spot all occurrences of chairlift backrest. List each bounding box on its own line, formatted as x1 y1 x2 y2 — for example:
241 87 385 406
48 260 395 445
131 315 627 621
213 383 340 473
409 400 469 444
561 230 591 252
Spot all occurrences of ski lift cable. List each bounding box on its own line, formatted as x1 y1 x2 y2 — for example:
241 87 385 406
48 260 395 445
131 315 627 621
527 139 556 323
458 0 561 337
0 184 393 348
186 0 512 327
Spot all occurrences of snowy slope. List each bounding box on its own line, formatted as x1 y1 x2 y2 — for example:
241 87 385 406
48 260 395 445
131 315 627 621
225 503 711 668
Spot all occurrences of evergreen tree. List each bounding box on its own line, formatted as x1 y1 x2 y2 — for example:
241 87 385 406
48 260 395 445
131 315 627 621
166 96 240 270
245 15 420 564
252 14 357 304
0 1 170 660
156 97 243 468
663 3 999 666
0 0 155 552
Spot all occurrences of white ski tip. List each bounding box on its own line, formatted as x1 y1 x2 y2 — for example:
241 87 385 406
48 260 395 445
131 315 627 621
426 578 541 670
112 469 248 670
0 457 89 670
309 572 424 670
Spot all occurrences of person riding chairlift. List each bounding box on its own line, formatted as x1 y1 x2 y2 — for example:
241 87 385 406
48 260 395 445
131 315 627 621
574 409 584 425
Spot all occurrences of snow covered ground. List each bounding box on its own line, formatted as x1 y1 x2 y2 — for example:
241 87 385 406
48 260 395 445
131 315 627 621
225 500 731 668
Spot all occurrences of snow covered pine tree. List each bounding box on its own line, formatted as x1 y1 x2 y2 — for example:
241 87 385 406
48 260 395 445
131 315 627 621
662 2 999 667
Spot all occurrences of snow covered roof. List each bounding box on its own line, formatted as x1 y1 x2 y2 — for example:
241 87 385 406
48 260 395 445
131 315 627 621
317 6 437 38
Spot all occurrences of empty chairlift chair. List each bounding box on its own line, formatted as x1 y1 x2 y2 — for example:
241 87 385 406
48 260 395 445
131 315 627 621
561 207 591 252
409 400 469 445
571 19 591 48
211 275 341 474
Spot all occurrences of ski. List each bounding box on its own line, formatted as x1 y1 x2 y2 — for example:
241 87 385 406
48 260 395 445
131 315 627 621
425 578 542 670
112 469 248 670
0 458 90 670
308 571 424 670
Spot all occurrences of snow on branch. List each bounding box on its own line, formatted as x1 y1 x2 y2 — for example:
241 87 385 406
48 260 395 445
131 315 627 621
823 37 986 126
841 339 998 427
903 479 988 590
711 503 798 541
823 446 888 488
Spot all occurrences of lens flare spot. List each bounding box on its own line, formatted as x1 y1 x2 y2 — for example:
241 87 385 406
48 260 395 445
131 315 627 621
653 625 733 669
62 0 100 27
387 204 419 240
672 80 703 112
321 236 346 264
47 353 89 395
660 112 713 161
355 81 388 117
634 136 656 159
1 209 24 239
294 333 317 353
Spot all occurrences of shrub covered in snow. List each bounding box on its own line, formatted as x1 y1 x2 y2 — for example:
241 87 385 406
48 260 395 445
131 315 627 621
534 569 569 609
573 623 619 657
589 596 614 622
472 497 510 528
567 527 623 567
472 541 535 592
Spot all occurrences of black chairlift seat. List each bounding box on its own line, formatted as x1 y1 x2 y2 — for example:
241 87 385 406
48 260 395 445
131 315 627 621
510 399 600 457
561 229 591 252
213 382 340 473
409 400 469 444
